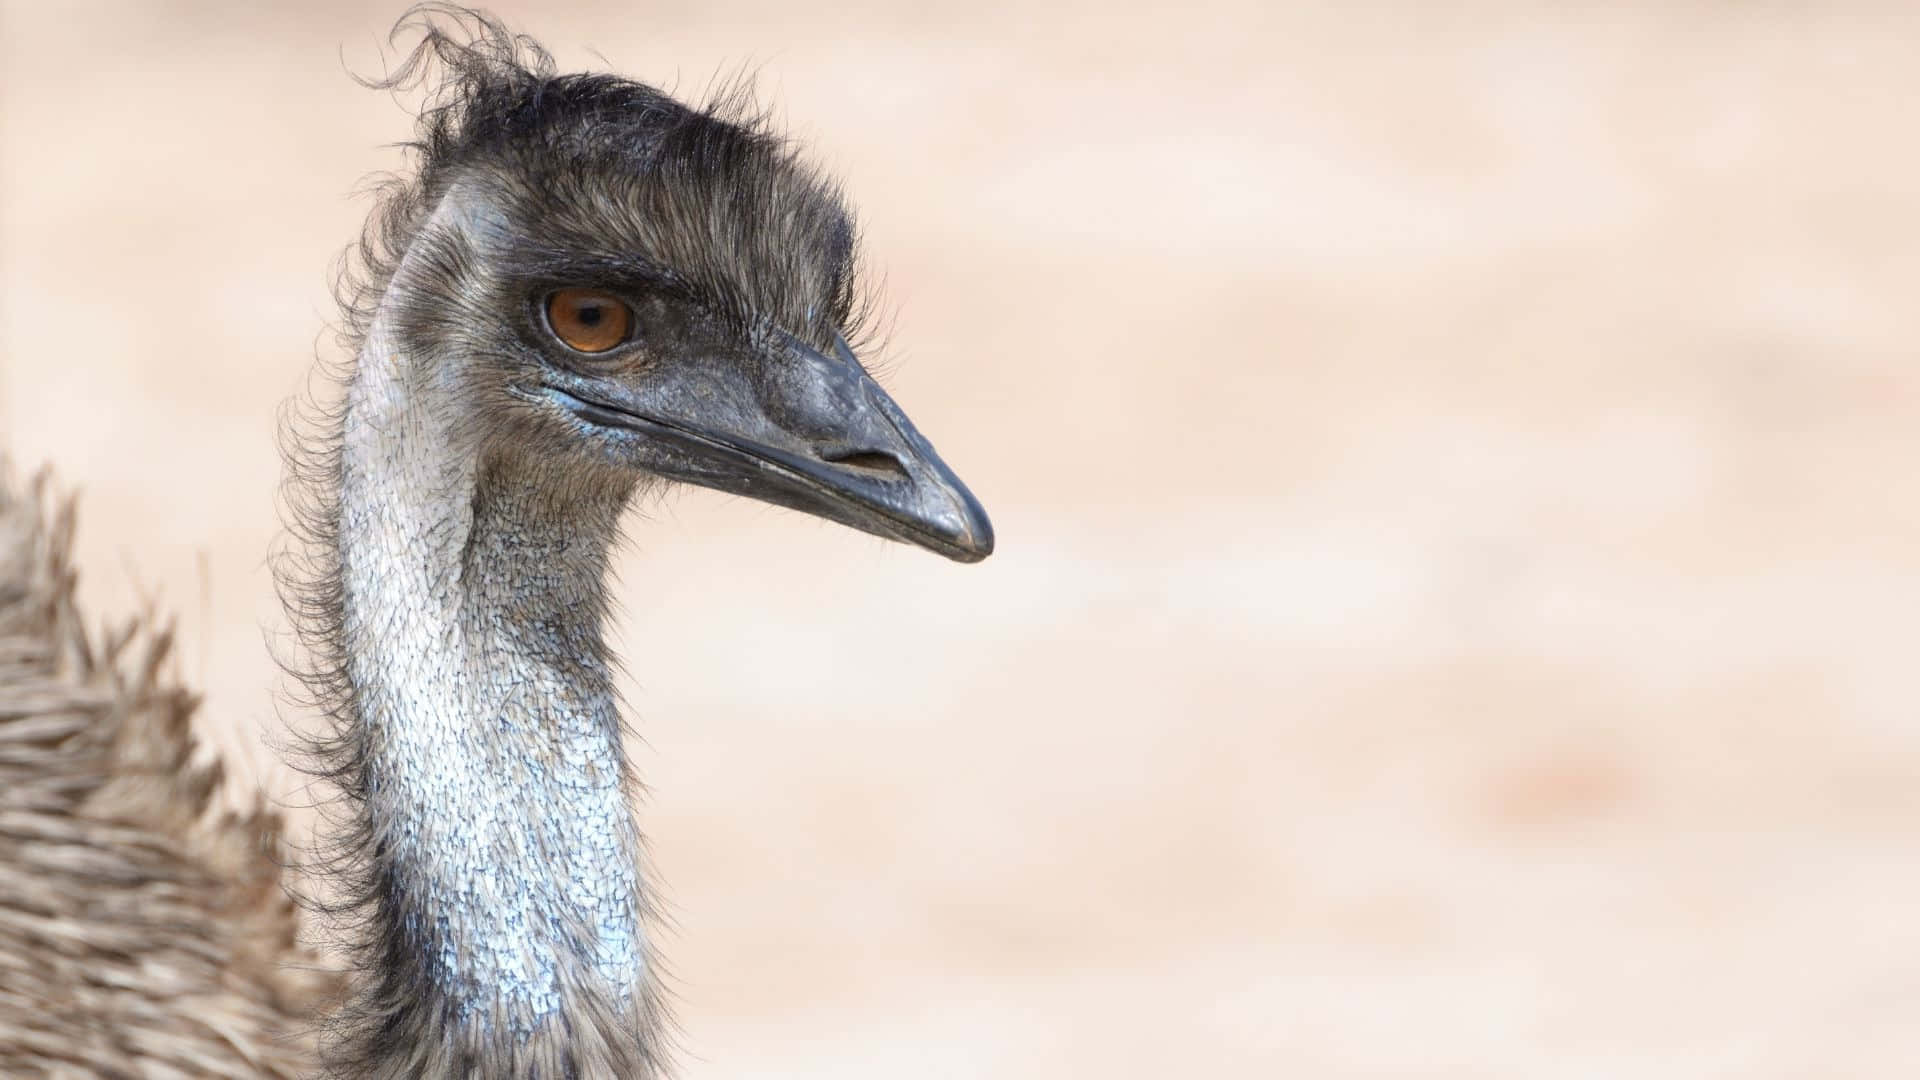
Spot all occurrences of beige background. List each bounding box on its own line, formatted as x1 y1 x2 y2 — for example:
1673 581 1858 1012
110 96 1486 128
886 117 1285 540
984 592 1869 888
4 2 1918 1075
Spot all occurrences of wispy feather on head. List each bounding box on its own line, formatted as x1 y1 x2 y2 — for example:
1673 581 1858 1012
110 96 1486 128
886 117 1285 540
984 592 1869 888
334 2 879 366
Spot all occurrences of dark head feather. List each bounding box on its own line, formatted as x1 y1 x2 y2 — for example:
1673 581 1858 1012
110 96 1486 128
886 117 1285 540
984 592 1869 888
336 3 873 364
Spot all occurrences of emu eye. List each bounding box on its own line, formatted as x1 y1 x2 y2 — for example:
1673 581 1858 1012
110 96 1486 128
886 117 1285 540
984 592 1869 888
544 288 632 353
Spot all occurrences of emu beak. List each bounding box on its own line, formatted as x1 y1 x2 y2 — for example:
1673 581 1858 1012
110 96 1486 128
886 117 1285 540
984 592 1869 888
544 332 994 563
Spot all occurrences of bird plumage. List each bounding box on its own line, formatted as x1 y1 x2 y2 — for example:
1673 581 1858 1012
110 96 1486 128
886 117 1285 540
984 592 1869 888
4 6 990 1076
0 472 336 1077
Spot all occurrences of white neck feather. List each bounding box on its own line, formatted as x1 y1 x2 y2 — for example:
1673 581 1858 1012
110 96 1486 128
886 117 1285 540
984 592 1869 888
337 276 645 1033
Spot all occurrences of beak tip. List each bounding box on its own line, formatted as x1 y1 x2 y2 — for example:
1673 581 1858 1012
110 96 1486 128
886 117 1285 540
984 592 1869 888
944 494 995 563
951 531 993 563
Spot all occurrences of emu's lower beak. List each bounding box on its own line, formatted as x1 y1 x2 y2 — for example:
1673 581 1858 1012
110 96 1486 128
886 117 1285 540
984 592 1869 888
543 332 994 563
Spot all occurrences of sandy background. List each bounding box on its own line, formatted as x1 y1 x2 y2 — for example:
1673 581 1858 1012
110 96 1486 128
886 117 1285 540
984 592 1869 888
4 2 1919 1075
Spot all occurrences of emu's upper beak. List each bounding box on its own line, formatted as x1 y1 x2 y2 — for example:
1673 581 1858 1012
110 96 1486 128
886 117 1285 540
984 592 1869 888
542 332 993 563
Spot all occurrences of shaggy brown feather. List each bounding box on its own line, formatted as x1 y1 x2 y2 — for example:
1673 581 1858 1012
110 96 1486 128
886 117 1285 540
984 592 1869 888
0 468 339 1077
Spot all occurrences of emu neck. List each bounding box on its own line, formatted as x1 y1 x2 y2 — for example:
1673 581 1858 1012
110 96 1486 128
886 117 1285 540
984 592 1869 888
338 321 643 1033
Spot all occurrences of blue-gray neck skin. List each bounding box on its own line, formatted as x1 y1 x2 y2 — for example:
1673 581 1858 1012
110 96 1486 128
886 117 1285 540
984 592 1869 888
337 250 646 1037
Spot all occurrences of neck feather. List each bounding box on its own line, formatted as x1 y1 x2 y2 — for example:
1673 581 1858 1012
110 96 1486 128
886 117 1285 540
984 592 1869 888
325 311 663 1073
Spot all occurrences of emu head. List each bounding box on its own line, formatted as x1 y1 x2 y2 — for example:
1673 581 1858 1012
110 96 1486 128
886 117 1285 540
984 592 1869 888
366 33 992 562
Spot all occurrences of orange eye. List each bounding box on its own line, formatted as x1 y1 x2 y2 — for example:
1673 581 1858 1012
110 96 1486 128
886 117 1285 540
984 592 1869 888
545 288 632 353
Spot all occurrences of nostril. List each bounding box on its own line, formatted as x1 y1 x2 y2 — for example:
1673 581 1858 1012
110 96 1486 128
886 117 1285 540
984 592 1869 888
818 446 909 478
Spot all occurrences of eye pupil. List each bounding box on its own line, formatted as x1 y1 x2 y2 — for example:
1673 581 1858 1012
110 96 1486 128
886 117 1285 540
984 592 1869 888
545 288 631 353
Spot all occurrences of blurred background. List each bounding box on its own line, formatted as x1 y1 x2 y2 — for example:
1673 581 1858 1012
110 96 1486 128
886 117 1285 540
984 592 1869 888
4 1 1918 1075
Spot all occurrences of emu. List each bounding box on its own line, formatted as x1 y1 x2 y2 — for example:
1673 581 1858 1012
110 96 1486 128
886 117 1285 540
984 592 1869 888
0 8 990 1077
